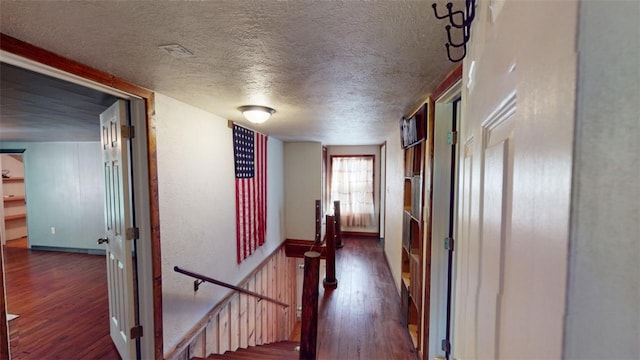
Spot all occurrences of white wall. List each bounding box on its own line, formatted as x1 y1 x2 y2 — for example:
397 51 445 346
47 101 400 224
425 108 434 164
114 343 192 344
326 145 381 234
453 1 578 358
384 132 404 293
155 93 286 355
0 141 105 252
564 2 640 358
283 142 322 241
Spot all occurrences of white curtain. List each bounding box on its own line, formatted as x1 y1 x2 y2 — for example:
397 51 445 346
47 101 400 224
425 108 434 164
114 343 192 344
330 156 375 227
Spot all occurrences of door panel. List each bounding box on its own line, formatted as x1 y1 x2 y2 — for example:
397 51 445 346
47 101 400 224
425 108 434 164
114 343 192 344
100 100 136 360
477 93 515 358
453 137 474 359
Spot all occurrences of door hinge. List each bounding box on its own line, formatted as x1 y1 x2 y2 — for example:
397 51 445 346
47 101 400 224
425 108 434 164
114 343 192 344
444 237 454 251
441 339 451 353
130 325 143 339
126 227 140 240
121 125 135 139
447 131 458 145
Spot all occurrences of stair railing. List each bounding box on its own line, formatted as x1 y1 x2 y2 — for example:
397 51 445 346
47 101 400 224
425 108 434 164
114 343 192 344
173 266 289 307
333 200 344 248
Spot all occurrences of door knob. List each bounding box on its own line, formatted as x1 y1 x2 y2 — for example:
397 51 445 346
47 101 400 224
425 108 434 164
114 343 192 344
97 238 109 244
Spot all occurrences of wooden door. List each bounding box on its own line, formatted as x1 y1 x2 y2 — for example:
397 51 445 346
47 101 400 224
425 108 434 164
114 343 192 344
100 100 137 360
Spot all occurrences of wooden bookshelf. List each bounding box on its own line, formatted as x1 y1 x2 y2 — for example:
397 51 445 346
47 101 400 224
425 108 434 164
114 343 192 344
2 177 24 182
4 214 26 221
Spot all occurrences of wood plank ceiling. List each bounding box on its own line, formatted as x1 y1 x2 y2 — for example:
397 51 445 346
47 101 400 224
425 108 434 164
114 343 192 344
0 62 117 142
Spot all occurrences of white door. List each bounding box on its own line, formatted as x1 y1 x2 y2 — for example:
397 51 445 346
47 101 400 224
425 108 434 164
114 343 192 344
99 100 137 360
452 1 577 359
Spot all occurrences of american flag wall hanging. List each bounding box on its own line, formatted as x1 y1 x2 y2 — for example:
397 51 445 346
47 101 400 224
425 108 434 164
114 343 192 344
233 124 268 263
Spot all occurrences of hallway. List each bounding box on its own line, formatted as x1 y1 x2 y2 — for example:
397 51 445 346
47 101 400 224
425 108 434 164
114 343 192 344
3 236 417 360
314 236 418 360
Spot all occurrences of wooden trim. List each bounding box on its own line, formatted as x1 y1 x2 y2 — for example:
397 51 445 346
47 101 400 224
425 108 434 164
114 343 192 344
421 98 436 359
0 33 163 359
1 177 24 183
342 231 380 238
431 64 463 101
144 92 164 360
4 214 26 221
284 239 327 259
0 242 8 360
0 33 152 99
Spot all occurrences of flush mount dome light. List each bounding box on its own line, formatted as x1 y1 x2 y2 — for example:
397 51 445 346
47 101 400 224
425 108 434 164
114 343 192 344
238 105 276 124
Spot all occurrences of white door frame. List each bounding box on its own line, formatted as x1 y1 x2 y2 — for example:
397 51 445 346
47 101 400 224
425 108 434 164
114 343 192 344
428 81 462 360
0 50 156 359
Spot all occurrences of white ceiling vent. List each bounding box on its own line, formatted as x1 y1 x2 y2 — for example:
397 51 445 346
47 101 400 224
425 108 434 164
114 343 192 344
159 44 194 58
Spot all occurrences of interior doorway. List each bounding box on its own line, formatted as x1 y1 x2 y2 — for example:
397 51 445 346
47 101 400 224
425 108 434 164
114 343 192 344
0 47 157 358
428 80 462 360
0 62 124 359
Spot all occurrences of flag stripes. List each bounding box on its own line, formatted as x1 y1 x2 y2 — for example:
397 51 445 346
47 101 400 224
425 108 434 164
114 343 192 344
233 124 267 263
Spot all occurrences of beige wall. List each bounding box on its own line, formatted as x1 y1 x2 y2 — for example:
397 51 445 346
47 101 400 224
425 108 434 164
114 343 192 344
326 145 381 234
454 1 578 358
283 142 322 241
564 1 640 358
383 132 404 293
155 93 286 355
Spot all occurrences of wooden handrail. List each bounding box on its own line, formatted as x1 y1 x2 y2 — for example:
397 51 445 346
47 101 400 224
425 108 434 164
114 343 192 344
173 266 289 308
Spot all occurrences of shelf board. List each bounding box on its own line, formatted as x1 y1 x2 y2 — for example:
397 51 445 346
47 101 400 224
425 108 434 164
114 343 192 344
401 272 411 289
4 213 26 221
408 324 418 347
2 177 24 182
3 195 25 202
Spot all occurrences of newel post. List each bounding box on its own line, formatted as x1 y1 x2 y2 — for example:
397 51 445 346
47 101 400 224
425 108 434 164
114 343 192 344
314 200 322 245
300 251 321 360
334 200 343 248
323 215 338 290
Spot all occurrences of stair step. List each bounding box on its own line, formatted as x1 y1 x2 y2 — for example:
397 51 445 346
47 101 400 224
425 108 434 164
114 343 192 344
203 341 299 359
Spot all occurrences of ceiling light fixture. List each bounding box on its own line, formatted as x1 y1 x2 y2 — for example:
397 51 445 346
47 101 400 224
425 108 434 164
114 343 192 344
238 105 276 124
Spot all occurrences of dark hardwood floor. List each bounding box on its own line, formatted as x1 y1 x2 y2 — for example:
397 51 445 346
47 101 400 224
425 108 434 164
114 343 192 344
4 238 120 360
314 236 418 360
3 236 416 360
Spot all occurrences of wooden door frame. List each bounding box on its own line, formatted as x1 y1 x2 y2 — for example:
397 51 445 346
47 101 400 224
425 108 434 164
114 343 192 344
0 33 163 360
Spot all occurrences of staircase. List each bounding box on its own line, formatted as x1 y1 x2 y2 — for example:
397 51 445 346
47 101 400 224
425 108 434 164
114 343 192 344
196 341 299 359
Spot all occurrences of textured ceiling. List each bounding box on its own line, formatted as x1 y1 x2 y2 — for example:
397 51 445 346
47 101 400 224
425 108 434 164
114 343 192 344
0 0 460 145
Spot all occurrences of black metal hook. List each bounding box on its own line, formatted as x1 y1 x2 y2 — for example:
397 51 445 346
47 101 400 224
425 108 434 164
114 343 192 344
446 25 470 48
432 0 476 62
432 2 468 29
446 43 467 63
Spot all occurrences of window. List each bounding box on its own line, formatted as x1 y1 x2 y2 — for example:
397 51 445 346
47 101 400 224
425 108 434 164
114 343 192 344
330 156 375 227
